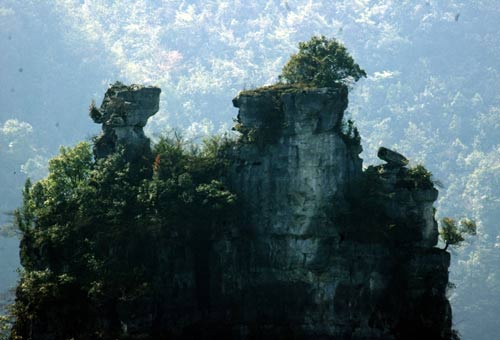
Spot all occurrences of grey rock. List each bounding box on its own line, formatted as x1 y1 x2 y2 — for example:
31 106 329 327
80 84 450 339
377 146 409 167
26 84 452 339
91 82 161 161
212 86 450 338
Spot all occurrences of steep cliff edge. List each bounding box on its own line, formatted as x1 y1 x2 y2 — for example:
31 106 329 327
212 84 452 339
9 83 453 340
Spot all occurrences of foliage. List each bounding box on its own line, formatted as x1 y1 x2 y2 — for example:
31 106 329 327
279 35 366 88
341 119 361 146
10 135 237 339
0 313 13 340
439 217 477 250
407 164 434 189
2 3 499 339
238 83 316 97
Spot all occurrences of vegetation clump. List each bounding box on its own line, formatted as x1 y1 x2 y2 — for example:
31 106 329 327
439 217 477 250
8 135 237 339
235 36 365 147
279 35 367 88
238 83 316 97
407 164 434 189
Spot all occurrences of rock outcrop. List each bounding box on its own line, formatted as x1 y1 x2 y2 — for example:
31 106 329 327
12 83 454 340
377 147 409 167
205 84 452 339
90 82 161 161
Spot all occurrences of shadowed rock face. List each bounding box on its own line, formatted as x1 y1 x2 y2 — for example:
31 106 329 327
377 147 409 167
14 84 454 340
209 86 453 339
91 82 161 161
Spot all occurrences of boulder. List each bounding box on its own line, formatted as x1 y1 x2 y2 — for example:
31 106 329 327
91 82 161 161
377 146 409 167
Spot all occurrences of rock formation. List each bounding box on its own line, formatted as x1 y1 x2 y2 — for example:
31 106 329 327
203 84 452 339
11 83 454 340
377 147 409 167
90 82 161 161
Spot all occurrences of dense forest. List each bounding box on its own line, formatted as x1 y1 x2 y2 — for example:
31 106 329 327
0 1 499 339
9 135 239 338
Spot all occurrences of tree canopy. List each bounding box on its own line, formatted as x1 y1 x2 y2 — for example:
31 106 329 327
439 217 477 251
279 35 367 87
9 136 237 339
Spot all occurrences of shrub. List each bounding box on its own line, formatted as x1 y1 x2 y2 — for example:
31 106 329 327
407 164 434 189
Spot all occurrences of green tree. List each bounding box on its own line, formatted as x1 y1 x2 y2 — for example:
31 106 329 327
10 135 237 339
439 217 477 251
279 35 367 87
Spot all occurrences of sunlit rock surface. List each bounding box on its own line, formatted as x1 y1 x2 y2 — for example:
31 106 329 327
208 85 452 339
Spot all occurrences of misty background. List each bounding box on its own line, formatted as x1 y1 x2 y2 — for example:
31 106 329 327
0 1 498 339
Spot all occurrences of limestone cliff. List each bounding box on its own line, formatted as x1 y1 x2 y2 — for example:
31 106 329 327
11 83 454 340
205 84 452 339
90 82 161 161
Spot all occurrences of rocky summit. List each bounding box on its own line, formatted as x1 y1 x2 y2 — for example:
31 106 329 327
90 82 161 161
10 83 453 340
377 147 409 168
212 85 452 339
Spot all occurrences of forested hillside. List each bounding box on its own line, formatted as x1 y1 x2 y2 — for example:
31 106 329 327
1 1 498 339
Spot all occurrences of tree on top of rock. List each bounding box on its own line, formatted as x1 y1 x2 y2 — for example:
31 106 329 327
279 35 366 87
440 217 477 251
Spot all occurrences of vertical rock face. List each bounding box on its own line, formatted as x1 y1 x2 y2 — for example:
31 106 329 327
211 85 452 339
13 83 454 340
230 86 361 236
91 82 161 161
